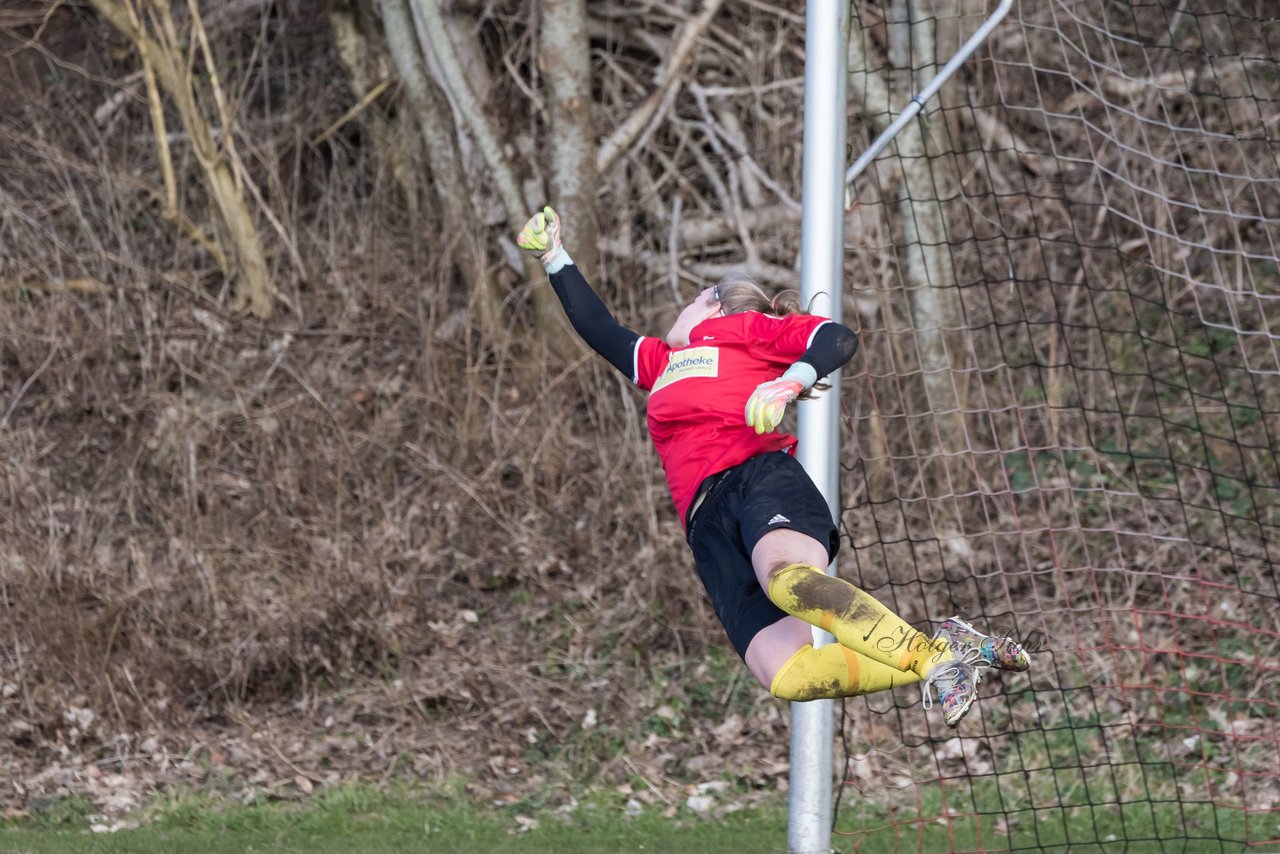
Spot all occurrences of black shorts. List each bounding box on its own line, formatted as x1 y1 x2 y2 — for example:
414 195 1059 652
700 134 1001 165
685 451 840 659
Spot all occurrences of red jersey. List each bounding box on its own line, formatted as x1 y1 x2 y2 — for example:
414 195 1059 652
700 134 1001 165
634 311 831 528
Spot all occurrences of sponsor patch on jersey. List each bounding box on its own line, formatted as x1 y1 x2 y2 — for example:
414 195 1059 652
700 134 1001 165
651 346 719 393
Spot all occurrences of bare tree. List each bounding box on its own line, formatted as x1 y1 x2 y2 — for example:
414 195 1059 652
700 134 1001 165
89 0 277 318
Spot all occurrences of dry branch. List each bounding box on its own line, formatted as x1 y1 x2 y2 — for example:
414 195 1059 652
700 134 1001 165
595 0 727 175
311 77 391 146
126 0 175 214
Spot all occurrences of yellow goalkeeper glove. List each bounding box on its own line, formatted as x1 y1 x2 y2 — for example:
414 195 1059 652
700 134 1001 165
744 363 818 434
517 206 570 272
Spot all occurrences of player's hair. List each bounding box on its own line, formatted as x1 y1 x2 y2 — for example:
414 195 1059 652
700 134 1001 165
715 274 805 318
712 274 830 400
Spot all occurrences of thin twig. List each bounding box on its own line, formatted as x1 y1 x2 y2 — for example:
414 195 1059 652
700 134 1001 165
668 195 683 303
0 346 57 432
311 77 392 145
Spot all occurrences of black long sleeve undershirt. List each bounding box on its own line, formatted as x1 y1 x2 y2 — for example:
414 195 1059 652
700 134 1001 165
546 261 859 382
548 262 641 378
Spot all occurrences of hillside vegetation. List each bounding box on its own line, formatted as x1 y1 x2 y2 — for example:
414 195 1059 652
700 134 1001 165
1 0 1276 829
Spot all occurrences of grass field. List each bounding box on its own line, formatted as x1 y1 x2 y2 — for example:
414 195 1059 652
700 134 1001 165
1 779 1259 854
0 786 790 854
0 813 789 854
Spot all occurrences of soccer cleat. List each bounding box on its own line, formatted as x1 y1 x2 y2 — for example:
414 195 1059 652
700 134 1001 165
936 616 1032 672
922 650 984 727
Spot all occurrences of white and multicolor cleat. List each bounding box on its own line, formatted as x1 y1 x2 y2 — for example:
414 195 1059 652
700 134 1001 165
922 651 984 727
936 616 1032 672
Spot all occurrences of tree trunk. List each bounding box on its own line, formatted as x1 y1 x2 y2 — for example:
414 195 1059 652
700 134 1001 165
540 0 600 279
376 0 501 334
328 0 420 223
409 0 568 342
850 0 967 457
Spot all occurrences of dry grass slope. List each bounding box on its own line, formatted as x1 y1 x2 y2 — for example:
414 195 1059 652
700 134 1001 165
0 1 1276 842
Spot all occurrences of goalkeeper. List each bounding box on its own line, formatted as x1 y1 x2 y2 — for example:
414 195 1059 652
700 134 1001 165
518 207 1031 726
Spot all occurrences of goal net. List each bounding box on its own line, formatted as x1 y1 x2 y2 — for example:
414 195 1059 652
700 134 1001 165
833 1 1279 850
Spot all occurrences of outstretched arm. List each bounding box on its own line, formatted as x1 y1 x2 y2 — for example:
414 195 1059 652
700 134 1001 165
518 207 641 379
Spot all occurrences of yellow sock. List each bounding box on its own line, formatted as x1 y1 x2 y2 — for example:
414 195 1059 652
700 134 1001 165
769 643 922 701
767 563 952 677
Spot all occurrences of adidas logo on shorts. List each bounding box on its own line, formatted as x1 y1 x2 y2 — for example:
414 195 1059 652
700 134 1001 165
768 514 790 525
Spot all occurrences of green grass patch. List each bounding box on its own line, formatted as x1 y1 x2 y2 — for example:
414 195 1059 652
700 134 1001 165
3 776 1260 853
834 779 1253 853
0 785 790 854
